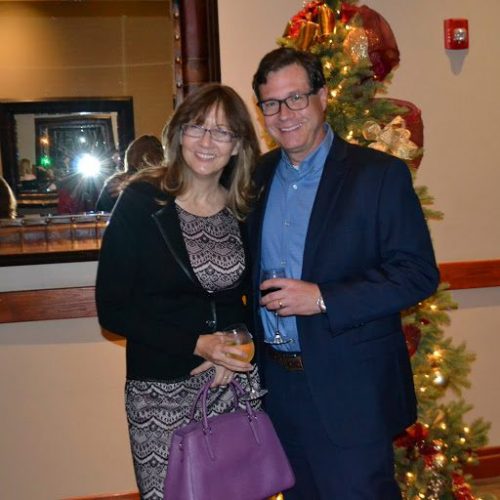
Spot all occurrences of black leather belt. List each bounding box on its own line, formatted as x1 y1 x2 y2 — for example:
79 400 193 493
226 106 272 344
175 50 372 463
266 346 304 371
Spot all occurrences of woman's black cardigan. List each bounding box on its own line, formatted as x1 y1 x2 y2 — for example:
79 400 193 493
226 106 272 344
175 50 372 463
95 182 252 381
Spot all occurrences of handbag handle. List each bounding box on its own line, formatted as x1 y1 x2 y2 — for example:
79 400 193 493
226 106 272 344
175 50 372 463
187 378 264 461
190 378 256 432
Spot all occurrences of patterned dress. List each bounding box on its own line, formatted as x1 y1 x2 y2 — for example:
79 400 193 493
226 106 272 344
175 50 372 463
125 205 259 500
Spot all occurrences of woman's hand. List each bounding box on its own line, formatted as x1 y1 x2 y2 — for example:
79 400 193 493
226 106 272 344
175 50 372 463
193 333 253 372
190 361 235 387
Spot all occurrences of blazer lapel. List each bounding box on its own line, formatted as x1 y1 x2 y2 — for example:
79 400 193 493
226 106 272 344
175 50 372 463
152 200 199 286
302 136 350 278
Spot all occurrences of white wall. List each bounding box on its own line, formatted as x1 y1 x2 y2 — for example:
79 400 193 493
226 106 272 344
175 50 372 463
0 263 137 499
219 0 500 444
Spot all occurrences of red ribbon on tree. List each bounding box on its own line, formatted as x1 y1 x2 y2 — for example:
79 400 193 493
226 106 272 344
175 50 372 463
284 3 399 80
340 3 400 80
357 5 400 80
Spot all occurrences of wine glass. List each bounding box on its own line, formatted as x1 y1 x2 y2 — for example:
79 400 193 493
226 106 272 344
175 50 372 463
261 268 293 345
221 324 267 401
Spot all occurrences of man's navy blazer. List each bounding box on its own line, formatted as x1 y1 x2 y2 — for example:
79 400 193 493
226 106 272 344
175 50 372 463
247 135 439 446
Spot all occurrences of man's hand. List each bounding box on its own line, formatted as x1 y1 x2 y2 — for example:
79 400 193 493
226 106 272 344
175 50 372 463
260 278 322 316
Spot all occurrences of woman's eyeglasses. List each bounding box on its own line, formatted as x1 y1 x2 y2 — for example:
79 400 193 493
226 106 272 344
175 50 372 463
181 124 238 143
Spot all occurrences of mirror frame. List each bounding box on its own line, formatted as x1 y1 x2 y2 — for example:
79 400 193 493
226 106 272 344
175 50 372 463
0 97 135 194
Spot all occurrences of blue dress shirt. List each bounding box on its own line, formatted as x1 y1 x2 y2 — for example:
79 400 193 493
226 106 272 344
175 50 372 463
260 125 334 351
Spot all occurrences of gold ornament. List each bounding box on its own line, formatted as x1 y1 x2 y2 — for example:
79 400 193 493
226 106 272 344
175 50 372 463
343 28 369 63
433 452 447 468
362 116 420 161
428 349 443 366
296 21 319 51
318 4 335 37
432 439 445 451
432 369 447 387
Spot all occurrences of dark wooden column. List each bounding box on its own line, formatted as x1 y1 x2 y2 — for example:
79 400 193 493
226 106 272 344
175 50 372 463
172 0 221 106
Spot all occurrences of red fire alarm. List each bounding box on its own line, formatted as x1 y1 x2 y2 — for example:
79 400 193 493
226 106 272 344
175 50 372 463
444 19 469 50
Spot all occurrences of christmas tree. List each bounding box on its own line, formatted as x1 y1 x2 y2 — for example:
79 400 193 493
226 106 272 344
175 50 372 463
275 1 493 499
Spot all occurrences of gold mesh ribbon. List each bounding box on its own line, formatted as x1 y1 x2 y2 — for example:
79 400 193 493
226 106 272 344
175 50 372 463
362 116 420 160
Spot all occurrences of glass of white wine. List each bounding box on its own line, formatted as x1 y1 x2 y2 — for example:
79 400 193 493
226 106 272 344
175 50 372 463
221 323 267 401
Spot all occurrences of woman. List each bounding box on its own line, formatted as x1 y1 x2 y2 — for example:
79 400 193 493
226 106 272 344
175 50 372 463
95 84 261 499
95 135 164 212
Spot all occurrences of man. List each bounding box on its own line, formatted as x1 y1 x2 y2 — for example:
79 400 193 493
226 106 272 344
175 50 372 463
247 47 439 499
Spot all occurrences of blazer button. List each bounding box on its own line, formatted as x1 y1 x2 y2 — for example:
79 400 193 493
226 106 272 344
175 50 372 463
206 319 216 329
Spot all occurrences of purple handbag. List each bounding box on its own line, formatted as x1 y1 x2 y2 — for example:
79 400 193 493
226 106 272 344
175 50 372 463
164 379 295 500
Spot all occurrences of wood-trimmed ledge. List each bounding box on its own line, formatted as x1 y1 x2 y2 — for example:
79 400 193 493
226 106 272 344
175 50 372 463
0 286 96 323
465 446 500 479
440 259 500 290
0 259 499 325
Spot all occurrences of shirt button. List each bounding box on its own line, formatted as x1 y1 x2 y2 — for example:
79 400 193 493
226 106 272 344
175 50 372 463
292 184 298 190
280 260 286 266
284 220 290 227
206 319 216 328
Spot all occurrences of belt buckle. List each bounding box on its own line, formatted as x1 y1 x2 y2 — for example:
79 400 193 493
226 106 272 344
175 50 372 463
287 354 303 371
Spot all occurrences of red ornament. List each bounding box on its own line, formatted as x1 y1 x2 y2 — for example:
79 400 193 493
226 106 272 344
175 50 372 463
403 323 421 357
452 472 475 500
394 422 428 449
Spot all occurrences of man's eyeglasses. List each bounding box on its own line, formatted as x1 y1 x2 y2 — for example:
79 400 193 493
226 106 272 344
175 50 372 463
181 124 237 143
257 90 316 116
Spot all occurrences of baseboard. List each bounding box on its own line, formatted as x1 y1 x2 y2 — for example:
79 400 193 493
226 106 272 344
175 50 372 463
466 446 500 479
62 492 139 500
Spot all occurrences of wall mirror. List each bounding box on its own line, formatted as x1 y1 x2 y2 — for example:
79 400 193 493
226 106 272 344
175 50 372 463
0 97 135 215
0 0 220 265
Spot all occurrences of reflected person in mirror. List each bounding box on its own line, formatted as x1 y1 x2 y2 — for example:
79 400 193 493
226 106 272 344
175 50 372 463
247 47 440 500
18 158 38 191
95 135 164 212
95 83 262 500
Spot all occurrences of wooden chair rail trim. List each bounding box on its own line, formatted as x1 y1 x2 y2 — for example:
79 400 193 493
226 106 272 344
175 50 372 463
0 260 498 324
0 286 96 324
439 259 500 290
465 445 500 479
